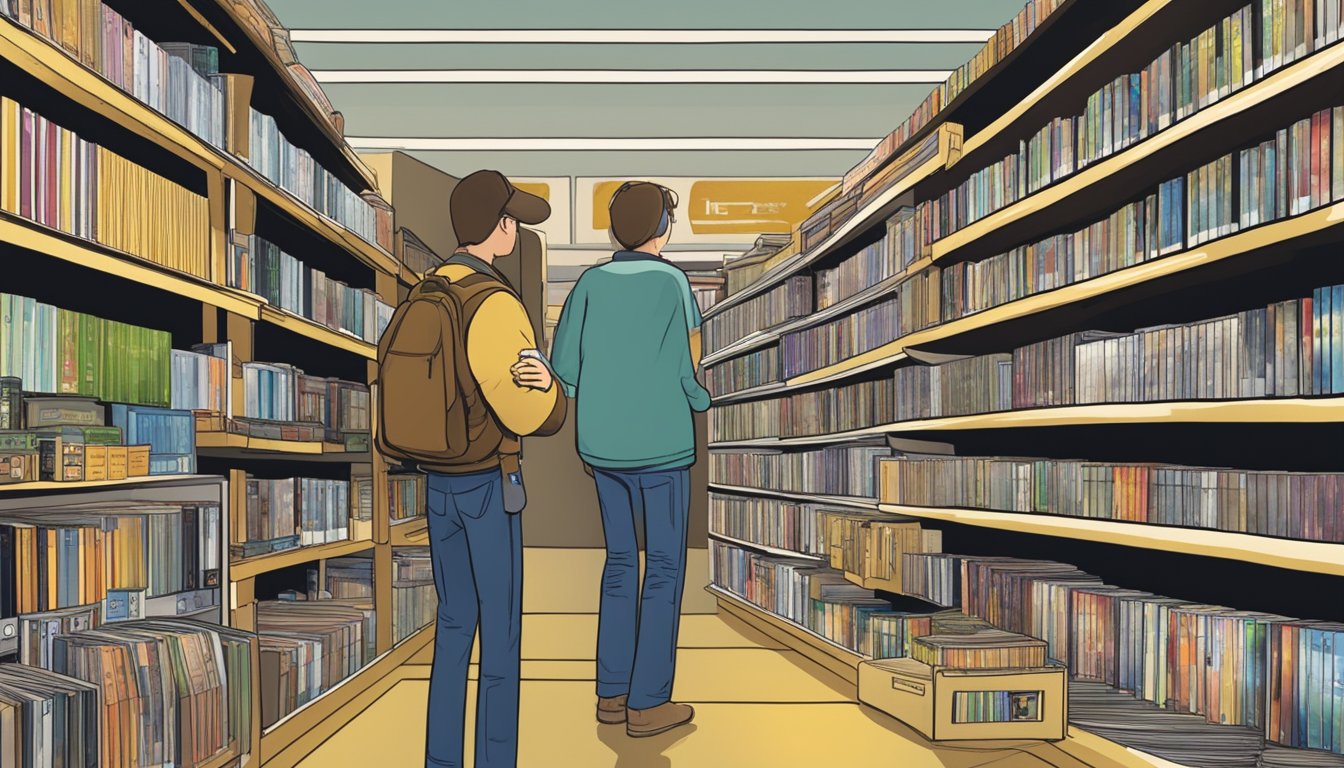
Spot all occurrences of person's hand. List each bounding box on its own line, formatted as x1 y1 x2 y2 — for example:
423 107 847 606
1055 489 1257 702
511 357 554 391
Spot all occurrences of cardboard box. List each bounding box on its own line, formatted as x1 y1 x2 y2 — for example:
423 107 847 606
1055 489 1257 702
107 446 128 481
83 445 108 481
858 657 1067 741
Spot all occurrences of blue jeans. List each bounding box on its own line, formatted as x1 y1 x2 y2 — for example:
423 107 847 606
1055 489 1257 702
592 467 690 711
424 469 521 768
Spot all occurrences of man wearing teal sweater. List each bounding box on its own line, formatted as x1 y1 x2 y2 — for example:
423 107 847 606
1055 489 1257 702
547 181 710 738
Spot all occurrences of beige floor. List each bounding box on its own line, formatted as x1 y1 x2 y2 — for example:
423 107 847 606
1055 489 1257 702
296 549 1149 768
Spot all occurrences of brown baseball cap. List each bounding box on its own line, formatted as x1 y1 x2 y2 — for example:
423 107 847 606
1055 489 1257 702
450 170 551 246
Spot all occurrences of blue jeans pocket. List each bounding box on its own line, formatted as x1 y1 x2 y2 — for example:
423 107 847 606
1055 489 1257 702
450 477 496 520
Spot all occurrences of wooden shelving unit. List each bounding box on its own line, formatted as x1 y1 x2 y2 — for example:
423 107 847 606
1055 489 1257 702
0 3 426 765
702 1 1344 765
389 518 429 547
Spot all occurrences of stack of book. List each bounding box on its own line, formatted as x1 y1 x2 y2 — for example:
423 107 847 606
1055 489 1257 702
229 233 394 344
392 548 434 644
0 293 173 407
880 454 1344 542
910 628 1049 669
708 492 831 556
840 0 1067 195
0 502 222 620
922 5 1344 245
323 556 373 600
703 276 812 354
110 403 196 475
0 617 256 768
705 347 779 399
781 267 939 378
388 472 426 522
709 444 893 499
241 362 371 441
901 552 966 608
247 109 381 248
234 476 350 558
170 344 231 416
0 97 212 278
255 598 375 728
0 1 228 149
709 540 891 654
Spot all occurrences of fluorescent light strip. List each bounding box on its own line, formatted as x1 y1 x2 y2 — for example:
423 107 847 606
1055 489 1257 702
313 69 949 84
290 29 996 44
345 137 879 151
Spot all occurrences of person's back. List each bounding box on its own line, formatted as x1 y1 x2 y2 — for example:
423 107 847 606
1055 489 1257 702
549 180 709 739
564 255 707 470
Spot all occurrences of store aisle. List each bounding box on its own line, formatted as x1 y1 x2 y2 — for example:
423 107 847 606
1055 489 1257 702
295 549 1120 768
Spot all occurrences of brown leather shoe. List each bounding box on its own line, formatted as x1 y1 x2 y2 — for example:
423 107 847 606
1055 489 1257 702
597 695 628 724
626 702 694 738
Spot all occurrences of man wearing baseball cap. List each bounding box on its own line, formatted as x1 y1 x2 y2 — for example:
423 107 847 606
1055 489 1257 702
422 170 565 768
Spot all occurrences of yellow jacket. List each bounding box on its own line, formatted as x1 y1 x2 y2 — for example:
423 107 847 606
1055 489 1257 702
434 260 565 440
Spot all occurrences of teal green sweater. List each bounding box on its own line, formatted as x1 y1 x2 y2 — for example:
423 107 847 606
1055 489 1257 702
549 252 711 470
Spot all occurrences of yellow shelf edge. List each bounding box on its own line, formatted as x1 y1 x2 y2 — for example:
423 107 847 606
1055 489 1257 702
0 474 209 494
718 397 1344 448
258 305 378 359
390 518 428 546
230 538 375 580
933 42 1344 262
703 126 958 321
705 483 879 511
0 19 395 278
877 503 1344 577
196 431 325 455
0 217 262 317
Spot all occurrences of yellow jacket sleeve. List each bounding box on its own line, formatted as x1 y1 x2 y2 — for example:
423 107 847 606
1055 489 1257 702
466 292 566 437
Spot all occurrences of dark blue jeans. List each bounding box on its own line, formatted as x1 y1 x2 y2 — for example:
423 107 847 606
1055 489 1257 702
424 469 521 768
592 466 690 711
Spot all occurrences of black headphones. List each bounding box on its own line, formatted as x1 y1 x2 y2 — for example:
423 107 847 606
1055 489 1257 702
609 181 678 237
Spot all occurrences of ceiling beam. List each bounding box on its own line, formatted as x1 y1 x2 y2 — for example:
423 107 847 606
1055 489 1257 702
291 29 996 44
314 69 951 84
346 137 880 151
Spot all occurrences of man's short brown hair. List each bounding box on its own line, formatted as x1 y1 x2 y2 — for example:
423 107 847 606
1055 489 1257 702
608 182 677 250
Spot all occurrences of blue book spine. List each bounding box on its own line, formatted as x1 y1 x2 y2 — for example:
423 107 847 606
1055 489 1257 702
1334 285 1344 395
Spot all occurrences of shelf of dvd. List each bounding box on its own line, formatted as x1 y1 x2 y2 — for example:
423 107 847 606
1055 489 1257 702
706 0 1344 765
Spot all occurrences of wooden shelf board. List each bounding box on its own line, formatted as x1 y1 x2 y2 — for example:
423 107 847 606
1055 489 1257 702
0 474 209 494
710 381 790 406
230 539 375 580
707 531 825 561
702 132 955 321
932 42 1344 263
258 306 378 359
706 484 879 512
260 624 434 766
390 518 428 546
0 19 395 278
198 431 323 455
716 397 1344 449
879 504 1344 577
775 200 1344 392
0 216 260 316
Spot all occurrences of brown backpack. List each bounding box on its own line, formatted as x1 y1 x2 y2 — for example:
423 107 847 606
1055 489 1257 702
375 271 515 471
